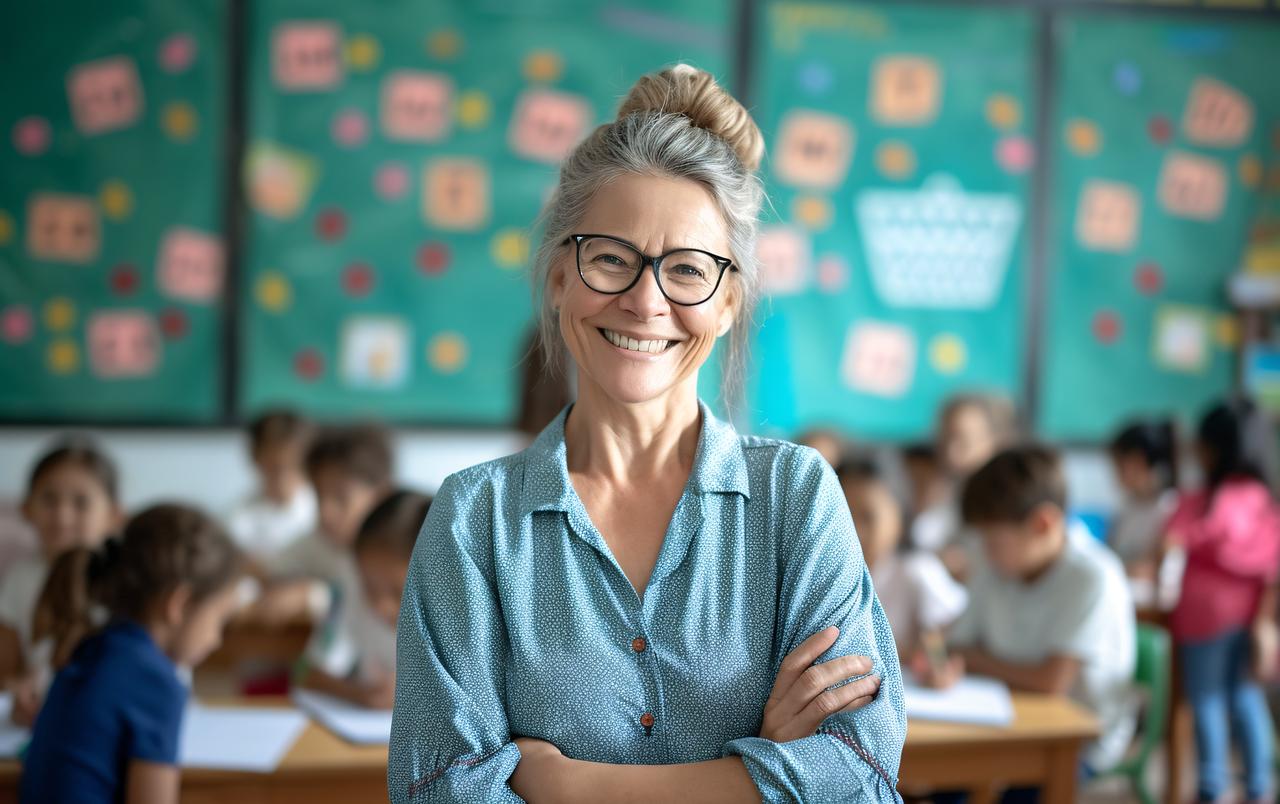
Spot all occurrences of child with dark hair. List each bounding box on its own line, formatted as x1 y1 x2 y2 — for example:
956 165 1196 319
226 409 316 564
1166 399 1279 804
1108 419 1180 574
1 437 123 724
20 504 243 804
938 446 1136 782
298 490 431 708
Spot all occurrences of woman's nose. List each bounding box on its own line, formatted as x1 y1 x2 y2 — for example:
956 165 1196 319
617 265 669 319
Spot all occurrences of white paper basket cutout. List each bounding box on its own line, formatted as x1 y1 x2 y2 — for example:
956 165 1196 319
856 174 1021 309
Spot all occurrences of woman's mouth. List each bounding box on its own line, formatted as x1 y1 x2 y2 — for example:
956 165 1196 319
598 328 677 355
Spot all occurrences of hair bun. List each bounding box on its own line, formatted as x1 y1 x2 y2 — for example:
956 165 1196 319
616 64 764 172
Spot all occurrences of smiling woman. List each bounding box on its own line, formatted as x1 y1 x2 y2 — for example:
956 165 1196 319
389 65 906 804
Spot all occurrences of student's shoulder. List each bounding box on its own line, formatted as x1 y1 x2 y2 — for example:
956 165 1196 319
1058 531 1127 596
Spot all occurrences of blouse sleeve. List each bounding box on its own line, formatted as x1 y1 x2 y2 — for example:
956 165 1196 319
388 473 523 804
722 449 906 803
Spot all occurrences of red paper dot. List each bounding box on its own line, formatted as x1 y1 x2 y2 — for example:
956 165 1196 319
1092 311 1121 344
315 208 347 241
417 242 451 275
1135 262 1163 295
342 262 375 297
294 349 324 381
109 264 140 296
1148 116 1172 145
159 308 188 339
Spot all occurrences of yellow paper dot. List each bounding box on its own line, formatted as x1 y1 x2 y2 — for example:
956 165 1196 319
0 211 13 245
792 196 833 230
162 102 198 141
1215 315 1240 348
986 94 1021 131
43 297 75 332
491 229 531 269
99 180 133 221
255 272 292 312
458 91 491 129
427 29 462 60
1066 119 1101 156
1239 154 1263 189
876 141 916 179
929 334 967 375
47 339 79 374
345 34 381 71
523 51 563 82
428 332 468 373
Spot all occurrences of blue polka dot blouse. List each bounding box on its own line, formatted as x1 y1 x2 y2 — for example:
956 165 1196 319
390 402 905 802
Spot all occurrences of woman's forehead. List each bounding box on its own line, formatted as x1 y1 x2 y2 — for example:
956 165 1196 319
576 173 730 255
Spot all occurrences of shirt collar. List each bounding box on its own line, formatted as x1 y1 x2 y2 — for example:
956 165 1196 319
519 400 751 515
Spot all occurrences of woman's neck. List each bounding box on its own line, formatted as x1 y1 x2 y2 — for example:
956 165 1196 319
565 381 702 483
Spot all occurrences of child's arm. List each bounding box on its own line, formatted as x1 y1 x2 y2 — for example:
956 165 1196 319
126 760 180 804
0 623 24 681
298 663 395 709
956 647 1082 696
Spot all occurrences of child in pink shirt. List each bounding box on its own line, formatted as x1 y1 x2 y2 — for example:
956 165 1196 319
1167 399 1279 804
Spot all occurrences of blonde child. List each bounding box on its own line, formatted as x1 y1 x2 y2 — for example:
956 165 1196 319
298 490 430 708
1167 400 1278 804
838 458 966 664
226 409 316 565
20 504 243 804
1 438 122 723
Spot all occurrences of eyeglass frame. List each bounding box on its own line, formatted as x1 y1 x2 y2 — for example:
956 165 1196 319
563 233 738 307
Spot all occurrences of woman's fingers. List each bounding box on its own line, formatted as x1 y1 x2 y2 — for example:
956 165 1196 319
775 652 875 717
798 673 881 727
766 626 840 707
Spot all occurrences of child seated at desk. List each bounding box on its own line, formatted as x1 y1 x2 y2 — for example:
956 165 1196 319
838 457 966 664
225 409 316 567
20 504 243 804
296 490 431 708
1 438 123 726
932 445 1136 782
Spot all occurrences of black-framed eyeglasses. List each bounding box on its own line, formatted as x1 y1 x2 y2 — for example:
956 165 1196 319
564 233 738 307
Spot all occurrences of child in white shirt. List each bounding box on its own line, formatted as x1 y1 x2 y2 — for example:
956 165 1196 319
226 410 316 566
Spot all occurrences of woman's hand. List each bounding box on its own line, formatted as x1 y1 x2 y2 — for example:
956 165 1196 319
509 737 569 803
759 626 880 743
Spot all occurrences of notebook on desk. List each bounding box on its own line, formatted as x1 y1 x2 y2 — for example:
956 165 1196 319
293 689 393 745
902 672 1015 727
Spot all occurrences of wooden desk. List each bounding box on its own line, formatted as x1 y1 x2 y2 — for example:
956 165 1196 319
899 693 1100 804
0 699 386 804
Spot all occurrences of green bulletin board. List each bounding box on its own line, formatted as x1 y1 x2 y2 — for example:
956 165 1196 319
0 1 226 422
239 0 733 424
1038 14 1280 440
746 1 1035 440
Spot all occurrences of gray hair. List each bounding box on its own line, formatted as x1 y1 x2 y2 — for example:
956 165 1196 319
530 110 764 413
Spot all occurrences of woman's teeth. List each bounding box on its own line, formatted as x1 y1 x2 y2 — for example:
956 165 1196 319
602 328 670 354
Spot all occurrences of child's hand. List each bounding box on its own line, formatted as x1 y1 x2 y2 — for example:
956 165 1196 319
1251 618 1279 682
7 675 41 727
911 649 964 690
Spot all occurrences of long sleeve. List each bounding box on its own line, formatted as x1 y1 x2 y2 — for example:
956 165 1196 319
722 449 906 803
388 473 523 803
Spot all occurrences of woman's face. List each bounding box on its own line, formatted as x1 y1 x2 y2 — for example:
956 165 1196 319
548 173 738 407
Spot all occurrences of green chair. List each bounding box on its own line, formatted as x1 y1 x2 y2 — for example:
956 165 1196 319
1095 623 1171 804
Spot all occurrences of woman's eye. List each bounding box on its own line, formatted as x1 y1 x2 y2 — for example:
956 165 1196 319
672 264 706 278
594 254 627 266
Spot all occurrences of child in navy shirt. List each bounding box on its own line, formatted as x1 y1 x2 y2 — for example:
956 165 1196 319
20 504 243 804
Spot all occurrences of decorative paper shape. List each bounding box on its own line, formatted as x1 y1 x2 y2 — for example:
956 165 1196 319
380 71 452 142
756 226 812 296
157 227 224 303
422 159 490 230
246 143 317 219
1075 179 1141 253
842 321 917 397
1182 76 1254 148
508 89 591 164
870 56 941 125
66 56 144 135
87 311 160 378
855 174 1021 309
27 193 100 264
340 316 410 389
774 110 855 189
1157 150 1227 222
272 22 343 90
1152 305 1210 374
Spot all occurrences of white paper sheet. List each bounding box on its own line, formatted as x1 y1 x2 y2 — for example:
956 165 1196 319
0 693 31 758
293 689 393 745
179 702 308 772
902 673 1015 727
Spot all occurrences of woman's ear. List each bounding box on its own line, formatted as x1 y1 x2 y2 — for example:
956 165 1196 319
715 284 739 338
547 253 570 311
